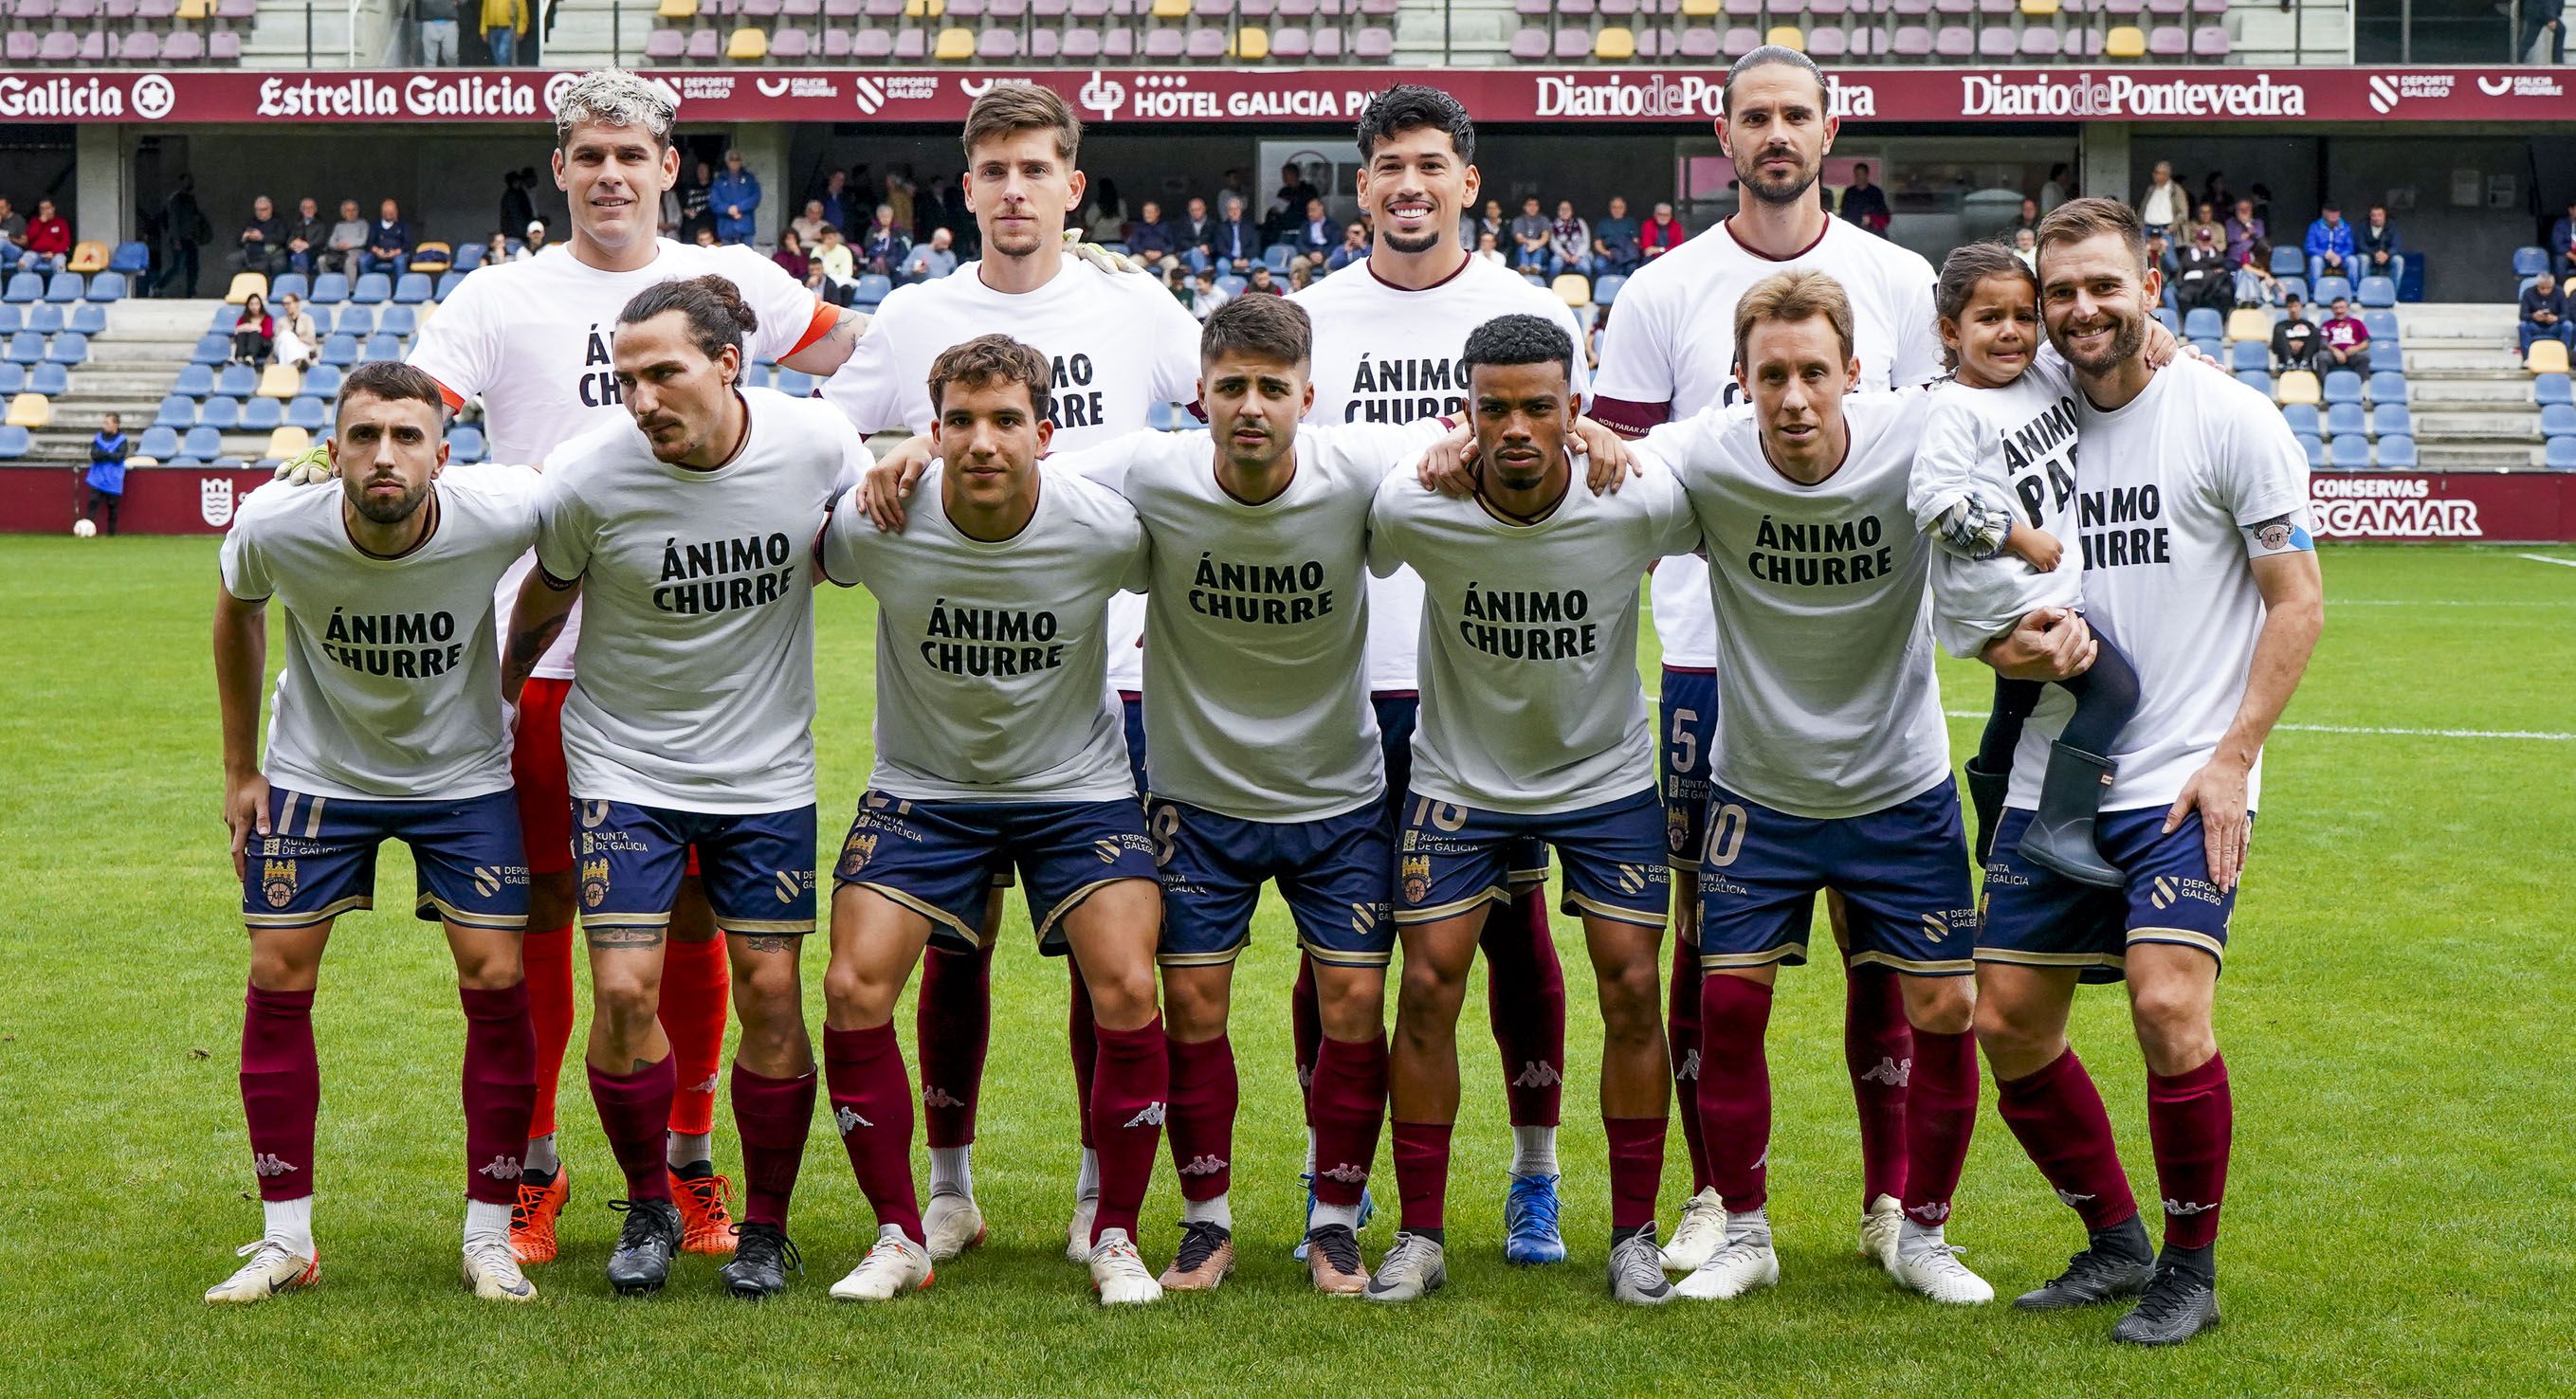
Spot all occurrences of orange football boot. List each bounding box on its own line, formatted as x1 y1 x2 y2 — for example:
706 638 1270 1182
508 1164 571 1265
669 1163 739 1256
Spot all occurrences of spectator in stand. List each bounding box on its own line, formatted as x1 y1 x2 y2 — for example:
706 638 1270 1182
1190 266 1228 322
1474 229 1507 267
273 291 320 369
1509 195 1551 272
1293 197 1335 264
1272 162 1322 240
1640 201 1685 260
415 0 461 64
362 198 411 278
1288 260 1314 293
1475 198 1507 248
691 227 718 248
1178 197 1217 266
282 197 327 277
2200 170 2234 216
2522 0 2565 64
483 230 509 267
2550 197 2576 278
157 177 211 297
83 414 126 536
1127 200 1175 269
2176 223 2232 315
814 170 854 239
1244 264 1282 296
2010 195 2041 236
499 167 535 239
1086 178 1126 243
710 151 760 245
2145 228 2176 283
2237 239 2286 308
480 0 527 64
2271 292 2323 372
2038 161 2072 211
1593 195 1640 276
861 204 909 278
2520 271 2572 355
1838 162 1891 234
2223 197 2264 267
25 198 69 272
772 229 809 283
2249 181 2276 228
231 195 289 279
519 219 548 260
1547 198 1593 277
680 158 715 241
903 227 957 283
321 198 368 276
231 291 275 366
884 170 917 237
2357 205 2403 292
1326 222 1370 275
792 200 828 247
2139 160 2187 238
2012 227 2037 272
813 224 856 305
2187 201 2224 250
0 197 26 248
2306 202 2356 286
2320 295 2372 375
1215 194 1261 275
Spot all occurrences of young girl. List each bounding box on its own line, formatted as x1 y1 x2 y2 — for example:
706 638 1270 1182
1909 241 2141 888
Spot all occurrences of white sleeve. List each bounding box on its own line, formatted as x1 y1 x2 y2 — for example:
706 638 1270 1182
530 469 593 584
405 271 497 404
1143 282 1206 405
1545 297 1593 403
217 512 271 602
1640 463 1702 558
819 293 909 434
1364 476 1411 578
1117 509 1152 593
815 490 869 589
1325 417 1454 479
1889 263 1946 390
1909 390 2003 534
1590 279 1672 420
717 245 832 364
2214 387 2311 529
1042 428 1166 495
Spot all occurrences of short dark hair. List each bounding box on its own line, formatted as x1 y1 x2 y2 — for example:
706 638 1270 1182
2035 196 2147 278
618 273 758 361
927 333 1053 419
961 84 1081 166
336 360 449 427
1933 241 2036 371
1200 294 1310 369
1462 313 1575 383
1721 45 1829 117
1355 84 1475 165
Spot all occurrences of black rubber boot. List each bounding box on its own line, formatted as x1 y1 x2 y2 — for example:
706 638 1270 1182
1963 758 2011 866
2018 742 2125 888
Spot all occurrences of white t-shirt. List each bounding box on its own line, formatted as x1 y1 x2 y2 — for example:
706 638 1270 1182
533 390 867 812
410 239 831 680
2009 357 2311 813
1909 354 2085 658
820 257 1203 691
1052 418 1445 822
218 466 539 801
1294 253 1591 693
1592 217 1941 667
818 465 1147 804
1367 459 1700 815
1639 391 1953 820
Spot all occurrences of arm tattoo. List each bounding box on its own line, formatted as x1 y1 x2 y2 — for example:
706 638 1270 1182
504 613 567 688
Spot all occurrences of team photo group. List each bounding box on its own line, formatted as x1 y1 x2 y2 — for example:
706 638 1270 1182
205 50 2322 1349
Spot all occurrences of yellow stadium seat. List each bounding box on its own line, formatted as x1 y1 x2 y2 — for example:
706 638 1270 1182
903 0 943 14
2530 339 2572 374
726 26 767 59
409 242 452 274
1594 27 1635 60
265 427 312 462
1551 274 1591 308
2275 370 2320 407
2020 0 2058 14
1765 25 1803 50
657 0 695 16
2105 26 2146 58
2224 308 2272 343
67 241 109 274
1150 0 1189 15
257 364 301 400
6 392 49 428
1228 26 1268 59
226 271 266 305
933 26 976 59
1680 0 1718 14
176 0 208 16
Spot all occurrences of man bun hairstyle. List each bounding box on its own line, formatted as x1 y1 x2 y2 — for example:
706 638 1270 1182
1462 313 1575 382
1200 293 1311 370
1732 268 1856 369
336 359 450 427
928 333 1054 421
1933 241 2037 370
552 68 680 152
618 273 758 361
962 84 1082 167
2034 195 2148 279
1356 84 1475 165
1722 45 1829 116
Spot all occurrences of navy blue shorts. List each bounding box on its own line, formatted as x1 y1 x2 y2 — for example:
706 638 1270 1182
1660 666 1717 872
1375 693 1547 885
834 790 1160 955
1978 808 2241 984
243 787 528 931
1695 779 1980 977
1149 798 1394 969
1119 691 1148 803
1396 787 1669 929
575 799 817 936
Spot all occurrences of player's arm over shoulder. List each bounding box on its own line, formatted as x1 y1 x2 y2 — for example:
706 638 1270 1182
404 263 500 405
711 242 860 374
1363 467 1423 577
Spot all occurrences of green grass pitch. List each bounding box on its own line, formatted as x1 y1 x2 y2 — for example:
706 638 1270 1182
5 537 2571 1397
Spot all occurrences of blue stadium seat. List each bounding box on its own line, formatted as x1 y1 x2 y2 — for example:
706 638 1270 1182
5 271 45 302
334 306 375 337
27 363 64 395
44 333 86 366
192 334 231 366
43 272 81 303
2541 403 2576 437
436 270 467 300
183 426 224 460
2183 307 2223 341
2360 308 2400 342
0 305 17 336
2234 370 2273 397
2329 435 2371 468
2280 403 2321 436
2228 340 2268 372
2275 276 2308 306
68 303 104 336
2368 371 2409 405
2325 402 2366 439
2322 370 2365 405
2356 276 2396 309
1264 245 1294 273
776 369 816 398
309 272 349 305
154 394 195 428
320 334 358 368
0 363 21 394
2374 342 2405 374
304 365 343 399
2296 431 2325 468
2271 245 2305 277
2191 337 2223 362
269 273 310 302
2537 373 2573 408
26 304 61 335
363 333 402 360
0 424 27 460
304 305 337 336
197 397 242 430
379 306 416 336
286 396 329 431
108 242 151 274
241 398 283 431
2549 436 2576 470
2512 246 2549 278
3 332 40 364
2375 434 2417 468
853 275 893 310
393 273 434 304
2371 403 2413 438
138 425 180 460
209 303 241 333
739 362 771 391
2151 307 2180 335
2312 276 2352 305
452 242 485 271
174 363 215 397
447 425 486 463
1216 275 1246 297
86 271 127 302
1595 274 1627 307
216 363 258 397
352 273 393 304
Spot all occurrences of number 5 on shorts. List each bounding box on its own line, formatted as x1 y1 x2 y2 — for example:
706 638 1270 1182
1669 708 1699 774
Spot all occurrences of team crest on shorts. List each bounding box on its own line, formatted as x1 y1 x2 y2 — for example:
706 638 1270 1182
1400 854 1432 904
1923 911 1950 943
1666 806 1690 854
578 857 611 909
261 858 298 909
775 869 814 903
1095 839 1123 864
842 830 878 871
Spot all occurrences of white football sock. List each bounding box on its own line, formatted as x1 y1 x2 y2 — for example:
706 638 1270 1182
265 1195 316 1257
1075 1148 1101 1201
1303 1127 1318 1177
1726 1207 1772 1245
1309 1200 1361 1232
1511 1125 1559 1177
929 1144 975 1200
464 1199 513 1248
666 1131 712 1170
523 1133 559 1176
1897 1218 1946 1258
1181 1192 1233 1231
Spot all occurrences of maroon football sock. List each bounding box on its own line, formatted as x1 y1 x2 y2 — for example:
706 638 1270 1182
1069 960 1099 1153
1995 1045 2139 1231
1667 932 1712 1192
915 942 993 1150
1309 1031 1388 1208
2147 1052 2232 1250
1844 954 1913 1207
1088 1017 1169 1245
586 1056 676 1202
1165 1033 1238 1203
824 1024 922 1244
1484 885 1566 1128
241 983 319 1201
1900 1027 1979 1227
1291 954 1323 1126
1697 973 1775 1212
1391 1119 1454 1233
731 1062 817 1229
1605 1116 1668 1232
458 983 537 1206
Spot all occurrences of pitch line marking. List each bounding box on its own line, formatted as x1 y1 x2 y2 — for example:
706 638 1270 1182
1938 710 2574 742
2516 553 2576 570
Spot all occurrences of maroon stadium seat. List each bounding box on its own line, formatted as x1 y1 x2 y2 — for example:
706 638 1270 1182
1933 22 1972 54
216 0 253 15
1807 25 1846 56
1265 23 1304 54
1353 23 1390 54
1890 24 1930 53
1063 26 1103 54
2189 0 2224 11
1104 24 1136 55
1677 26 1718 55
60 0 100 16
947 0 981 12
1192 0 1224 12
1188 26 1226 55
1725 0 1758 13
1979 0 2012 12
2190 23 2226 54
645 27 686 57
893 25 926 54
865 0 901 14
824 0 860 14
685 28 719 57
1 33 32 63
740 0 779 14
2019 25 2059 55
162 29 203 59
1028 27 1058 55
78 29 106 59
119 30 158 59
820 25 852 53
991 0 1025 13
1977 24 2013 54
852 27 893 54
979 27 1018 55
15 0 51 17
2147 23 2184 52
1601 0 1635 14
1310 23 1339 54
770 26 813 55
1561 0 1595 16
1722 24 1759 54
782 0 818 14
37 31 77 61
2145 0 2182 12
1551 27 1588 57
1933 0 1969 12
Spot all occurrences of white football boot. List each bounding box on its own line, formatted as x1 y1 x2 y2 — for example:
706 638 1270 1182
829 1224 933 1301
1064 1193 1100 1265
1087 1227 1163 1306
1859 1192 1905 1269
1674 1210 1781 1300
204 1239 319 1305
922 1191 988 1263
1889 1229 1995 1305
1660 1187 1728 1274
462 1237 538 1302
1362 1231 1448 1304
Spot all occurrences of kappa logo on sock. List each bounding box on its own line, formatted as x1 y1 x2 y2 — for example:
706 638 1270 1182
477 1154 524 1181
1751 1148 1769 1171
1906 1202 1951 1225
834 1105 874 1134
688 1075 721 1095
2053 1189 2098 1208
2164 1199 2219 1216
1319 1163 1369 1185
1676 1048 1701 1081
1178 1154 1230 1176
922 1086 966 1109
1511 1061 1563 1089
251 1153 300 1177
1296 1065 1314 1090
1123 1101 1167 1129
1860 1055 1912 1087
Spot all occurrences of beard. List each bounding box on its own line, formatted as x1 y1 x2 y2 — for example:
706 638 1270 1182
350 478 430 525
2052 308 2148 374
1735 148 1820 209
1379 224 1445 256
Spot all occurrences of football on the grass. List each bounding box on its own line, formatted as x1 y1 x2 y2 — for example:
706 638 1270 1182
72 519 96 538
